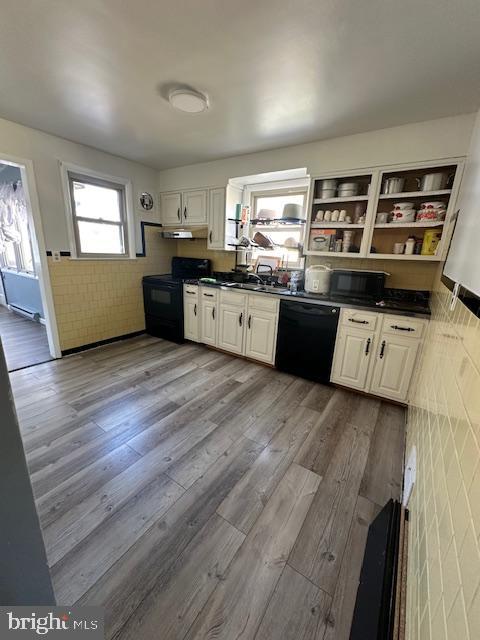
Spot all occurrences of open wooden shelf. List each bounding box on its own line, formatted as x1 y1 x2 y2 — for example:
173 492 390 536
311 223 365 229
313 195 369 204
374 221 444 229
367 253 440 261
378 189 451 200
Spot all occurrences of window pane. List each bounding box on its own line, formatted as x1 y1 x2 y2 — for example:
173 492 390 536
72 180 122 222
254 194 305 218
17 214 34 272
3 242 17 269
77 220 125 254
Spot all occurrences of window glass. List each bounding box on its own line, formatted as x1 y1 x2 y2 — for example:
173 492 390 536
72 181 122 221
77 220 125 254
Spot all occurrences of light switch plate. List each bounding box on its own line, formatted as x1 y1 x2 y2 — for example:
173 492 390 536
52 251 61 262
403 445 416 507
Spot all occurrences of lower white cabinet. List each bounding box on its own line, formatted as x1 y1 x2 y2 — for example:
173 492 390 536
331 309 427 402
245 309 278 364
331 327 375 391
217 291 246 355
183 285 199 342
369 334 420 402
200 289 218 346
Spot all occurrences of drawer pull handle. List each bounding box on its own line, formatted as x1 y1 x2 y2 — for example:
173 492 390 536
365 338 371 355
391 324 415 332
194 303 197 316
186 291 196 295
349 318 368 324
204 293 214 297
239 312 243 327
379 340 386 359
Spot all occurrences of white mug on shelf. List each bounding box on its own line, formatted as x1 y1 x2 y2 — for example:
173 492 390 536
393 242 405 254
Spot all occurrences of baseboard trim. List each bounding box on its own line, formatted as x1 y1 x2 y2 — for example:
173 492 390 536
61 330 146 356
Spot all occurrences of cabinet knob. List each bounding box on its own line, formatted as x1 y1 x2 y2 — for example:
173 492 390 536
194 303 197 316
212 307 215 320
177 208 180 220
365 337 371 355
248 315 251 329
209 231 212 243
239 312 243 327
184 206 187 219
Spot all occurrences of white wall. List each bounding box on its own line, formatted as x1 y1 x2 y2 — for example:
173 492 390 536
158 114 476 190
0 117 160 253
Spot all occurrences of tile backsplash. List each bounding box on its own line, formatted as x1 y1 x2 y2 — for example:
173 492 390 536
306 256 437 291
405 267 480 639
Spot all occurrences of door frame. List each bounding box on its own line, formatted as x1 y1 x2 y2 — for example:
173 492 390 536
0 152 61 359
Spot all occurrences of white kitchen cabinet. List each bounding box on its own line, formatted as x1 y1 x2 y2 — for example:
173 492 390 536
207 188 226 250
218 303 245 355
245 308 278 364
160 192 182 226
182 189 207 225
369 334 420 402
183 285 199 342
331 308 427 402
331 327 375 391
200 288 218 346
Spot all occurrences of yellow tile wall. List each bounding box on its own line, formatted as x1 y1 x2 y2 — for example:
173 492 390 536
48 226 175 351
406 267 480 639
176 238 236 272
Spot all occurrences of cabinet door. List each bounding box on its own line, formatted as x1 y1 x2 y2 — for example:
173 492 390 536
218 303 245 355
183 293 199 342
369 335 419 402
183 189 207 225
245 309 277 364
200 291 217 346
208 188 226 250
160 192 182 226
330 327 375 391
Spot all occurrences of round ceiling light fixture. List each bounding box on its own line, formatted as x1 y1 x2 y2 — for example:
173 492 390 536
168 88 209 113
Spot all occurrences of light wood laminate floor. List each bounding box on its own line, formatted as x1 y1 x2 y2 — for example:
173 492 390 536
0 305 51 371
10 334 406 640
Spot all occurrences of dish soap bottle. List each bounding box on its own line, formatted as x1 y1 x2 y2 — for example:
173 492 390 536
405 235 416 255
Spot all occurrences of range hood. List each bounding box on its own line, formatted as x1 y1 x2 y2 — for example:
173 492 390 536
161 229 193 239
161 226 208 240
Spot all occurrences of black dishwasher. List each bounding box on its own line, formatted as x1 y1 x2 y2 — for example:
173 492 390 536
275 300 340 384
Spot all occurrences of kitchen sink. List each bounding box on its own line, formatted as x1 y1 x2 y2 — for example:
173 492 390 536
221 282 290 294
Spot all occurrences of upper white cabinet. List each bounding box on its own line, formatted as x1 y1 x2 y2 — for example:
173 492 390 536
160 192 182 226
331 308 427 402
160 189 207 226
183 189 207 225
208 188 226 250
305 160 464 261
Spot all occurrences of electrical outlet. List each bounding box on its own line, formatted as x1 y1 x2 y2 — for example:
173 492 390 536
52 251 61 262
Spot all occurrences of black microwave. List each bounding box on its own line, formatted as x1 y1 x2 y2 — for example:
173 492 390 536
329 269 386 300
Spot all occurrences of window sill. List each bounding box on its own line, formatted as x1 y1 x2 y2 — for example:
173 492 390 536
68 255 137 261
0 268 37 279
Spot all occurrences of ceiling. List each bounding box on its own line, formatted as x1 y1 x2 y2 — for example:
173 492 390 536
1 0 480 170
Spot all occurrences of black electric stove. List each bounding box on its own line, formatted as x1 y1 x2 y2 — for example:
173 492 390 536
143 257 211 342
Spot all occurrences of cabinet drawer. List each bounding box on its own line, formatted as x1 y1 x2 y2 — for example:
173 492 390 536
381 315 426 339
184 284 198 297
220 290 247 307
247 293 279 313
200 287 218 301
341 308 379 331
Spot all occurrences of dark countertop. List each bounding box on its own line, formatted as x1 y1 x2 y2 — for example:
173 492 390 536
184 279 431 318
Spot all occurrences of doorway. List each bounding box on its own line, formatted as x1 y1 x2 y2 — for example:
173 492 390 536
0 156 60 371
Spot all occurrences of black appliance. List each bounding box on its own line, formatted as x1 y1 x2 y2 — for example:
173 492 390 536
350 500 402 640
275 300 340 384
143 257 211 343
329 269 386 301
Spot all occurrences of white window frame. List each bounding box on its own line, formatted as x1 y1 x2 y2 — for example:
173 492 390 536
60 162 136 260
247 180 309 269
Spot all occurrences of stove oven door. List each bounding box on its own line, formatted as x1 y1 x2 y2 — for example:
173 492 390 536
143 281 183 342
